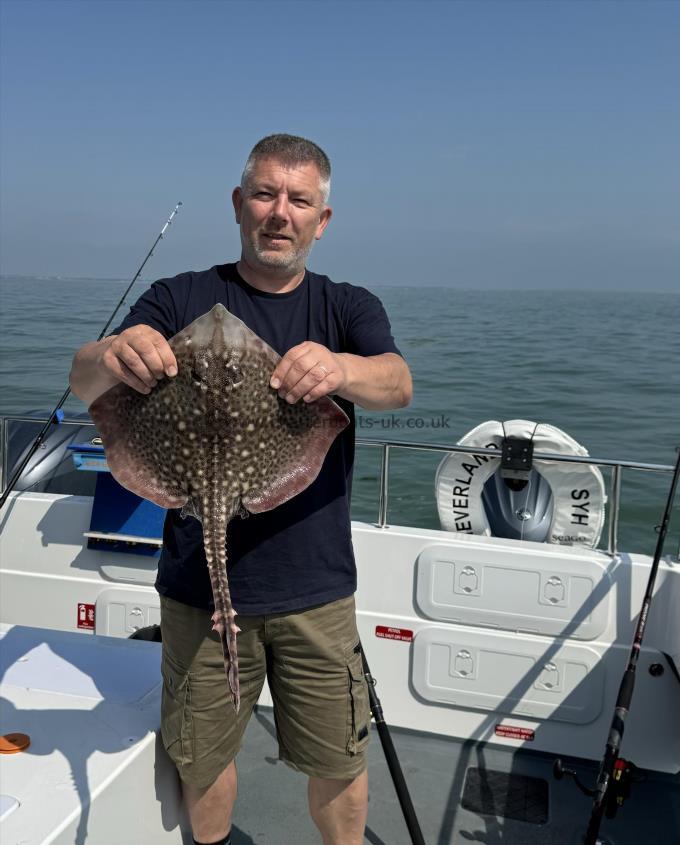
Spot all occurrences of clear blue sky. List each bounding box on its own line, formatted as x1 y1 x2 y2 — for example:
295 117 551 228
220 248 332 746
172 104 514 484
1 0 678 289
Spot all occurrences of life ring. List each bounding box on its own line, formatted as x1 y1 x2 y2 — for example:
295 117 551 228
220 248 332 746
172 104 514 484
435 420 606 548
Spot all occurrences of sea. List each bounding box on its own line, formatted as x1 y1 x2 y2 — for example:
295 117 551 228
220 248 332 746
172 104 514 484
1 275 678 554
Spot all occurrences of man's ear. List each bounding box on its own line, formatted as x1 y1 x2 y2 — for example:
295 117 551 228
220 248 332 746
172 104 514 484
315 206 333 240
232 186 242 223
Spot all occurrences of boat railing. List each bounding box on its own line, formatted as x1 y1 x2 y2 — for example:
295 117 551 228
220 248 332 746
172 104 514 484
357 438 678 559
1 415 678 559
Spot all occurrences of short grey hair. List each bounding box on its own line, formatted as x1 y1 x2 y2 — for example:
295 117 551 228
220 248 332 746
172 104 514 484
241 134 331 204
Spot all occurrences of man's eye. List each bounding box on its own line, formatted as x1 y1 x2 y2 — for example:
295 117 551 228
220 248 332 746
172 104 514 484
255 192 272 199
292 198 311 207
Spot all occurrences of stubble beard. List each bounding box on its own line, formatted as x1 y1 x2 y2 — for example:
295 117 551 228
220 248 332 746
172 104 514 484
246 233 314 276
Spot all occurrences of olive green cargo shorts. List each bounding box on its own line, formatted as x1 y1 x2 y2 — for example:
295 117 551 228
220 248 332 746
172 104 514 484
159 594 371 788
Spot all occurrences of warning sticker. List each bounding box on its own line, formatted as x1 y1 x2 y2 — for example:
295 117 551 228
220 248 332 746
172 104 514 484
77 603 95 630
375 625 413 642
495 725 535 741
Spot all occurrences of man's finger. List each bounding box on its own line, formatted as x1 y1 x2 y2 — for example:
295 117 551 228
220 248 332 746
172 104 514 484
277 353 322 397
283 364 332 404
109 344 158 388
106 356 153 394
152 336 178 377
130 337 167 380
279 362 318 400
270 342 311 389
302 367 339 403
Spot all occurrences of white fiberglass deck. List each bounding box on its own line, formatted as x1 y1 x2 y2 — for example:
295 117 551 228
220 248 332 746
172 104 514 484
0 624 183 845
2 622 678 844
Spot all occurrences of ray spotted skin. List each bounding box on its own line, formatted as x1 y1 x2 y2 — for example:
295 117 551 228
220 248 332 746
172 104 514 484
89 304 349 712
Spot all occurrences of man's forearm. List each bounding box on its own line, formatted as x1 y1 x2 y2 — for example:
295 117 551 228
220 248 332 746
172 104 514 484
69 337 119 406
336 352 412 411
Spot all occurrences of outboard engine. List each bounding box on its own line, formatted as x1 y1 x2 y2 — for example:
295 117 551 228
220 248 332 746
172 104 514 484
482 467 555 542
435 420 606 548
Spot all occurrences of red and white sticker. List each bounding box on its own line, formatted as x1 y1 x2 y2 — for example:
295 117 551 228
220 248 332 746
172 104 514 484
495 725 535 741
77 603 95 630
375 625 413 643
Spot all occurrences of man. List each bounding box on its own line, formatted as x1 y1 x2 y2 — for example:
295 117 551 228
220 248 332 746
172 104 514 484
70 134 412 845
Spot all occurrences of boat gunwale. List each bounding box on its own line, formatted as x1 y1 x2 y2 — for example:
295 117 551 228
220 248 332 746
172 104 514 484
1 413 678 559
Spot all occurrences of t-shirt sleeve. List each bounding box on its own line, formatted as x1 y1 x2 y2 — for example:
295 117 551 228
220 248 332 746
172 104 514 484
344 287 401 357
112 276 189 339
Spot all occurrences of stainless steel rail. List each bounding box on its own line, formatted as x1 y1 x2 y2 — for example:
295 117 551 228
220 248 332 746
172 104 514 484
356 438 677 473
608 464 622 557
1 416 677 558
356 437 678 557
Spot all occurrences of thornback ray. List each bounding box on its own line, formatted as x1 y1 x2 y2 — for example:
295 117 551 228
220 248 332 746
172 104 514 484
89 304 349 712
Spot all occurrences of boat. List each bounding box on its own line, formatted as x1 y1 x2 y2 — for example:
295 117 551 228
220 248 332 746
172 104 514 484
1 411 678 844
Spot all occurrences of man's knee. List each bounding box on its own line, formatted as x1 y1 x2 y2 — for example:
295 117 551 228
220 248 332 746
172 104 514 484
308 770 369 833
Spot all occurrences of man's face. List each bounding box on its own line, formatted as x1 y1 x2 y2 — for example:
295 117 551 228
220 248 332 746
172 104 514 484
232 157 332 276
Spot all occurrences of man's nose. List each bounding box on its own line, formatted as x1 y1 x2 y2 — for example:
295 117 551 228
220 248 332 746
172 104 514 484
270 194 290 222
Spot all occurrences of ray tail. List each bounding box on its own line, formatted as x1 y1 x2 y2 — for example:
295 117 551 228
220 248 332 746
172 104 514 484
202 487 241 713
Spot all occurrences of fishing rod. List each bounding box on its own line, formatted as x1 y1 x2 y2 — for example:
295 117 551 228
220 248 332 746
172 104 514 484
0 202 183 512
554 446 680 844
361 647 426 845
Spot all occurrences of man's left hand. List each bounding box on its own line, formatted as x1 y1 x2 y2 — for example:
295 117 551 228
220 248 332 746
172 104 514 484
270 341 347 404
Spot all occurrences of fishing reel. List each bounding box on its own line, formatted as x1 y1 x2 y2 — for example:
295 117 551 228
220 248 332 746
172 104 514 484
553 756 642 819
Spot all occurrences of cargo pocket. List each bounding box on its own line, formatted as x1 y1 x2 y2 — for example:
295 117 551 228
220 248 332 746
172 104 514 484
346 643 371 756
160 657 193 768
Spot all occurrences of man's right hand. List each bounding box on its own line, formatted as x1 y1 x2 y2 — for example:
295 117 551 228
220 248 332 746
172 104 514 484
99 325 178 394
70 324 178 406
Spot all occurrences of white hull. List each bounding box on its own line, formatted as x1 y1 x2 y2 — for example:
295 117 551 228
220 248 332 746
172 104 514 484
1 463 679 842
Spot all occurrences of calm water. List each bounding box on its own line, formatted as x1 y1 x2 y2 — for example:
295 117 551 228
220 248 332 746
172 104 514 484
1 275 678 553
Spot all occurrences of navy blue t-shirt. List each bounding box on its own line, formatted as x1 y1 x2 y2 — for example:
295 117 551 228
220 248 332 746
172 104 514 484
113 263 400 615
